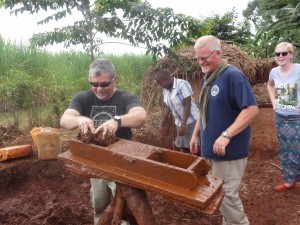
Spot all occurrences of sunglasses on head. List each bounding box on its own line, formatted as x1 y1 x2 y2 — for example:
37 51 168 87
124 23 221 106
274 51 289 57
89 77 115 88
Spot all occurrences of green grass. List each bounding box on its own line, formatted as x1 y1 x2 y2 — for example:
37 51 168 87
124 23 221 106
0 36 154 130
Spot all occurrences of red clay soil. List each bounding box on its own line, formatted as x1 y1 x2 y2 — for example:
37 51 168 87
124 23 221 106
0 84 300 225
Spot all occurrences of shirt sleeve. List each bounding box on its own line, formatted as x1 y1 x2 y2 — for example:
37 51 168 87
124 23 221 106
269 67 277 81
122 93 142 113
67 91 89 115
230 70 257 110
180 81 193 98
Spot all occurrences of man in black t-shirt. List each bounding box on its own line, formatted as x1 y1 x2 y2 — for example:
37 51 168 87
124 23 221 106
60 58 147 225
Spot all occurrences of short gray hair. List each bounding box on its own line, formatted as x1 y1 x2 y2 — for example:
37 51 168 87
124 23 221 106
194 35 221 52
88 58 116 79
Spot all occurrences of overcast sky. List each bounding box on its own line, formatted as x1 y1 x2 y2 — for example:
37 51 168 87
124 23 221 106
0 0 250 54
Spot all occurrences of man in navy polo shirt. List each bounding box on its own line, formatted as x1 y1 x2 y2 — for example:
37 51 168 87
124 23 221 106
190 35 259 225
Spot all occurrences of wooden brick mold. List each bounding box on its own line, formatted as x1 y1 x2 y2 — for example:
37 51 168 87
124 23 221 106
58 139 224 214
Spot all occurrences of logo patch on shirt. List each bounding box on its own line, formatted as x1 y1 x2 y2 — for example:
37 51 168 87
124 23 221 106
211 85 219 96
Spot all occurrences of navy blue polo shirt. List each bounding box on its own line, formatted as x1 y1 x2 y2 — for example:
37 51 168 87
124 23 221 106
200 66 257 160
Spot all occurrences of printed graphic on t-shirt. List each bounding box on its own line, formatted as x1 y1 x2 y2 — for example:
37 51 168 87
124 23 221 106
275 83 298 111
90 106 116 127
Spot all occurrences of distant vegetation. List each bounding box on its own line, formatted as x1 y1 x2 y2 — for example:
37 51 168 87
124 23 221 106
0 37 154 129
2 0 299 130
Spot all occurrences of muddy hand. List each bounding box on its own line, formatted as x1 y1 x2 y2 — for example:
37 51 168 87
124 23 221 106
96 119 118 138
78 117 95 134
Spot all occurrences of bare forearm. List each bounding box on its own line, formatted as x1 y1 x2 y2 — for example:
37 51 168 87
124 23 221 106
227 105 259 137
190 116 200 154
60 114 83 130
160 106 171 127
192 116 201 138
182 96 192 126
182 105 191 126
267 81 276 105
60 108 93 131
120 107 147 128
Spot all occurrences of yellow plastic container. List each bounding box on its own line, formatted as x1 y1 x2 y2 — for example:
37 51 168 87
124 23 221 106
30 127 42 149
30 127 61 160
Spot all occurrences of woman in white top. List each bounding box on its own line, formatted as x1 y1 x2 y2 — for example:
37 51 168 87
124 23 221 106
267 42 300 192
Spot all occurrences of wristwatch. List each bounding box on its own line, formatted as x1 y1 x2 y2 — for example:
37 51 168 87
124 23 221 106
222 131 232 139
113 116 121 127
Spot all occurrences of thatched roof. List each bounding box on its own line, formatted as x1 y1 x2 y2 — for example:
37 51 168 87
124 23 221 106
252 58 277 84
221 43 256 83
140 43 275 111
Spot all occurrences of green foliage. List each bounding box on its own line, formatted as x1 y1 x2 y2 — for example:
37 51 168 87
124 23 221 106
120 3 205 58
243 31 278 59
243 0 272 27
108 54 153 94
2 0 205 60
242 0 277 58
3 0 142 60
200 9 252 46
0 37 153 129
263 0 300 50
243 0 300 59
0 69 42 127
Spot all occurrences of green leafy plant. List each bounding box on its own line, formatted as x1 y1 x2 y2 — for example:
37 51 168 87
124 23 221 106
2 0 205 60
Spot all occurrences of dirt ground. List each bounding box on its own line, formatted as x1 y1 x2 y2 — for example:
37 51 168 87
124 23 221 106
0 84 300 225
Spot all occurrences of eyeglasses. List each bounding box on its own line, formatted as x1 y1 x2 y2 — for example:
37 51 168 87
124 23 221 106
194 51 216 62
89 77 115 88
274 52 289 57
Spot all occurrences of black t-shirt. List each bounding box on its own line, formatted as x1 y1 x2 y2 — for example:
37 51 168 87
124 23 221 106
68 90 141 140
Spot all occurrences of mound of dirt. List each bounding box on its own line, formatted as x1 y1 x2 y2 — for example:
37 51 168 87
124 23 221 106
0 157 93 225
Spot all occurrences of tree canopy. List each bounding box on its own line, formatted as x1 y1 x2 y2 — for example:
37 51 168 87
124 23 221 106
200 9 251 46
2 0 205 60
4 0 298 60
243 0 300 59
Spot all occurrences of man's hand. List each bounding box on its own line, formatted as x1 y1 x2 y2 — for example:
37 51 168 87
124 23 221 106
179 125 186 136
96 119 118 138
213 136 230 156
78 117 95 134
189 135 200 155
